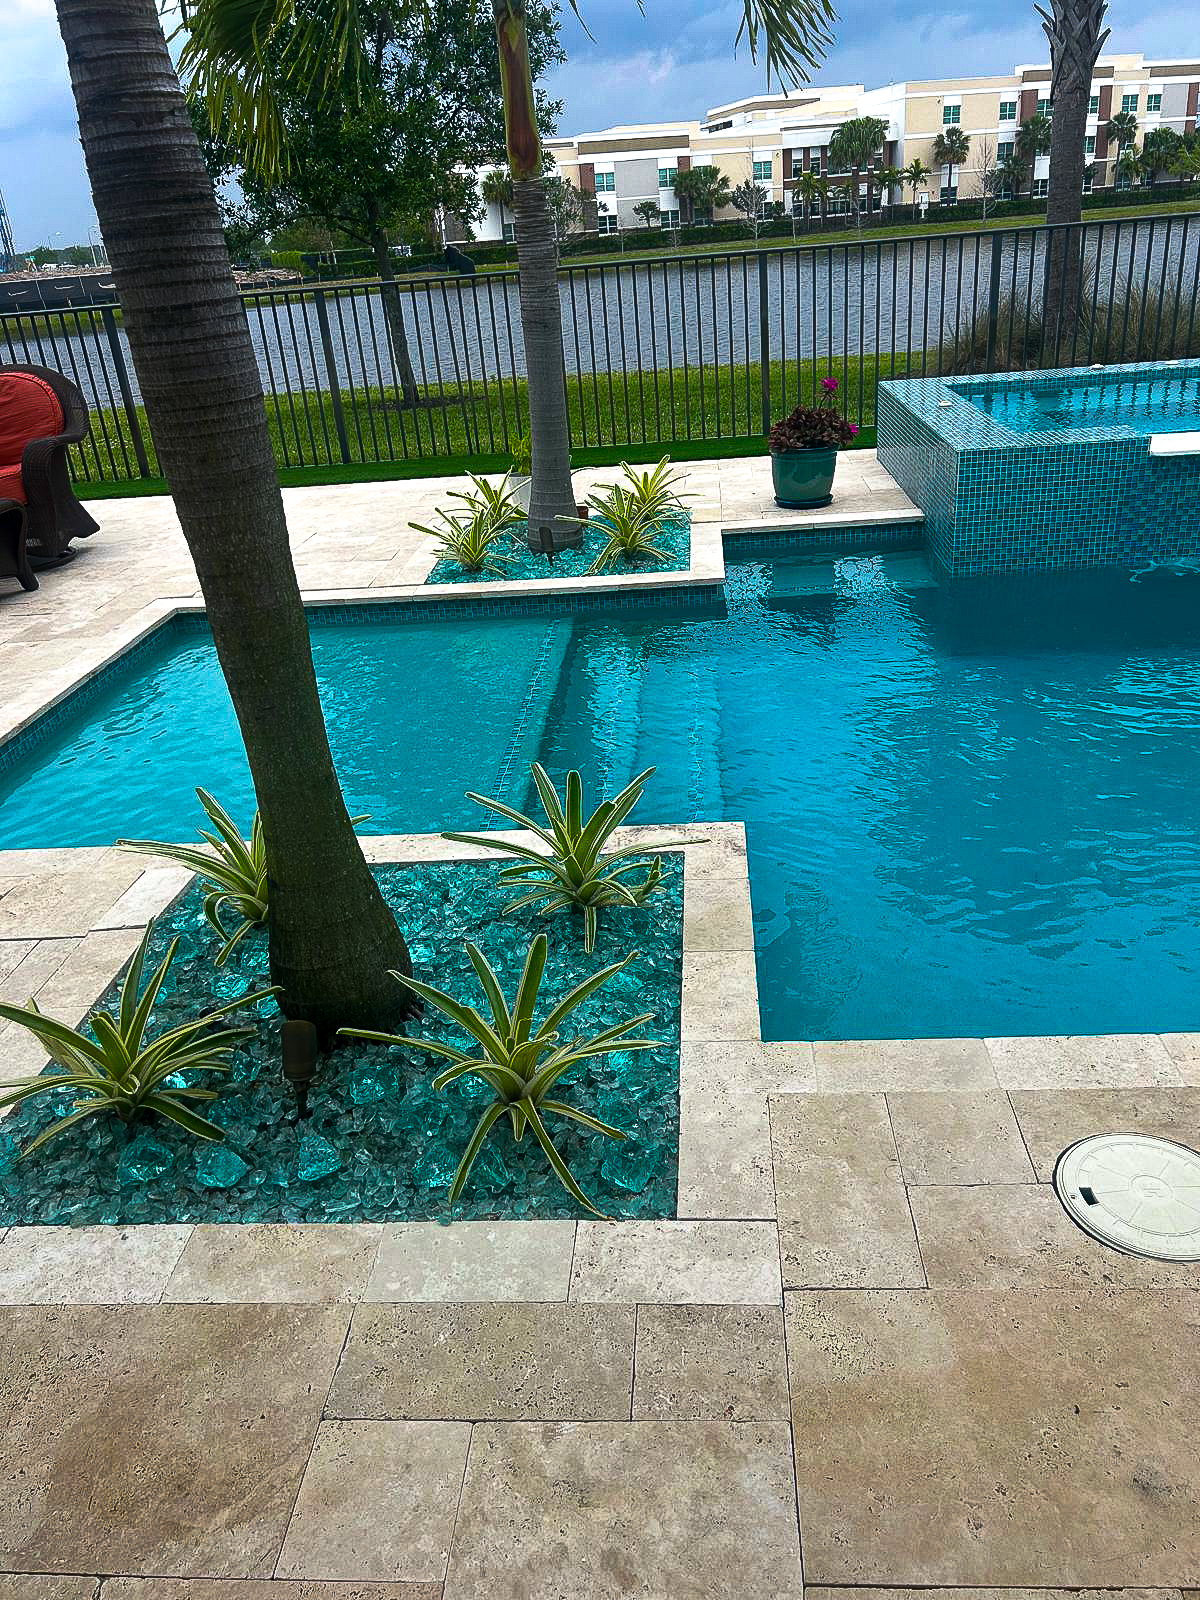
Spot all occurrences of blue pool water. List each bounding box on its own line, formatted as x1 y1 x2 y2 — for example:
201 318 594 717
967 372 1200 436
4 550 1200 1041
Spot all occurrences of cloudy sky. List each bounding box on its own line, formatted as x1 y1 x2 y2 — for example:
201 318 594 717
0 0 1190 250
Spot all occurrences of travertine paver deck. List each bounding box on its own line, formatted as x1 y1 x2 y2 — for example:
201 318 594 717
2 464 1200 1593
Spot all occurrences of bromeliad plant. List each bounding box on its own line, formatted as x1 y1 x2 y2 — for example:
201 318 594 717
0 920 276 1155
120 788 269 966
447 472 524 534
340 933 658 1214
444 764 677 952
411 503 519 576
578 456 687 574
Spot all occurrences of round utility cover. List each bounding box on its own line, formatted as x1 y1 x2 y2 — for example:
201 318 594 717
1053 1133 1200 1261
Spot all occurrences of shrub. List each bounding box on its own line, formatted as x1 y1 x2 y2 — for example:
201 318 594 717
340 933 658 1214
770 377 860 449
444 764 675 952
0 920 276 1155
412 504 518 575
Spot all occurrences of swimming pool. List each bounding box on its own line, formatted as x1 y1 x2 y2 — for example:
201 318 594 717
4 546 1200 1042
967 370 1200 437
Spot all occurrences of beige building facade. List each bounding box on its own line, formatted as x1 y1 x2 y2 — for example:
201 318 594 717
468 52 1200 239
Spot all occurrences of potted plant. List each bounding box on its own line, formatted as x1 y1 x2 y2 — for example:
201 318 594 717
768 377 859 509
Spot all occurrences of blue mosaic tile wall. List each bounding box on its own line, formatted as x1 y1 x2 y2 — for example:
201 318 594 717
724 521 924 561
879 361 1200 576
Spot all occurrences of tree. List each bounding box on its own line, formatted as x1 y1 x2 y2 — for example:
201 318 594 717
632 198 661 229
730 176 766 237
875 164 905 209
902 157 931 220
1140 126 1181 182
1103 107 1138 179
1016 111 1053 193
182 0 837 550
1116 146 1144 188
1037 0 1108 342
969 135 1001 221
672 165 733 225
792 169 821 225
481 166 514 236
996 151 1028 199
827 115 889 227
544 174 584 239
192 0 562 409
931 126 971 202
54 0 414 1037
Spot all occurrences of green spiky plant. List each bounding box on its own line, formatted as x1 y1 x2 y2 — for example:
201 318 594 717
447 472 524 534
445 764 679 952
578 457 687 574
120 789 368 966
412 504 519 576
0 920 277 1155
340 933 657 1214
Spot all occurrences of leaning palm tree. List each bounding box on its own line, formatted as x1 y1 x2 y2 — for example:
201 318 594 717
902 157 931 221
931 127 970 204
53 0 415 1036
1038 0 1110 345
828 115 889 228
181 0 838 547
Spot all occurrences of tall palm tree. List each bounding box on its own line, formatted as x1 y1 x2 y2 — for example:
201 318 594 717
875 164 905 211
996 151 1028 200
827 115 889 228
1016 112 1054 193
672 165 733 226
931 127 971 204
481 166 514 240
54 0 414 1036
793 169 820 225
901 157 931 221
182 0 837 546
1037 0 1109 345
1104 108 1139 182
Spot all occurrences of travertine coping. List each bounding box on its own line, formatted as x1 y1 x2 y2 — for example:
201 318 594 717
0 823 787 1306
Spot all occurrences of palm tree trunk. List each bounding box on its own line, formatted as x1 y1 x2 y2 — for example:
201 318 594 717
366 209 419 407
55 0 413 1038
493 0 576 547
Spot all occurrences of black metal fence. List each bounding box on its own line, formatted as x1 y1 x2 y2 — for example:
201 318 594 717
2 210 1198 485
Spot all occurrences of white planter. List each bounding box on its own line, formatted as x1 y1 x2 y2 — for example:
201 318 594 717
511 474 532 514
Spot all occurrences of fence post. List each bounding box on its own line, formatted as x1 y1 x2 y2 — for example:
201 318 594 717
984 231 1004 371
758 251 771 434
313 289 352 465
100 305 151 479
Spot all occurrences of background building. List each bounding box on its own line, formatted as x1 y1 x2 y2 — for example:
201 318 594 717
467 52 1200 240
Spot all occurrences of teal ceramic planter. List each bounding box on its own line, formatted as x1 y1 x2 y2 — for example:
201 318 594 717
771 446 837 509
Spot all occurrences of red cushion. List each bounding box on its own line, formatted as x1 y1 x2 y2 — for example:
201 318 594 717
0 462 24 505
0 372 64 470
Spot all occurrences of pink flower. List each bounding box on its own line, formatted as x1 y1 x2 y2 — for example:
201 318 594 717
848 423 860 436
821 376 839 393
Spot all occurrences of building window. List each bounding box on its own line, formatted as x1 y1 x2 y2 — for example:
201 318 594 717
1147 92 1162 111
999 99 1017 121
752 158 773 181
942 103 961 124
1037 97 1051 115
1084 135 1095 154
657 167 675 189
1088 93 1100 114
596 214 619 235
594 171 615 192
1032 176 1048 198
940 183 958 205
1121 92 1138 113
1083 171 1094 192
998 140 1015 161
659 208 679 229
502 221 515 243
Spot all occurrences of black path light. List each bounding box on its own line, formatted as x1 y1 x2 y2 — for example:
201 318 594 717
529 523 558 566
281 1019 319 1119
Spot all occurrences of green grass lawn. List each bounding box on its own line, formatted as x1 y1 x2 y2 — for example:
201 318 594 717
74 350 926 496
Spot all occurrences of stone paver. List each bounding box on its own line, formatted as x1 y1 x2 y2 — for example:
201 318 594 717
163 1224 383 1304
632 1304 789 1420
363 1221 575 1302
569 1221 782 1304
105 1583 442 1600
1008 1087 1200 1180
804 1590 1184 1600
0 927 143 1082
276 1420 470 1583
0 1304 349 1575
986 1033 1180 1089
887 1090 1036 1185
0 1581 99 1600
813 1037 996 1092
0 1225 193 1304
681 876 754 952
909 1183 1200 1288
679 952 761 1041
769 1093 924 1289
443 1421 801 1598
326 1304 635 1421
786 1287 1200 1586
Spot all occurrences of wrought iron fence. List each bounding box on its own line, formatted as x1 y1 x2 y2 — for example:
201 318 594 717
2 209 1198 486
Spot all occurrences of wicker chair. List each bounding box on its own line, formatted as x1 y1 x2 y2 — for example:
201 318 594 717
0 364 100 563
